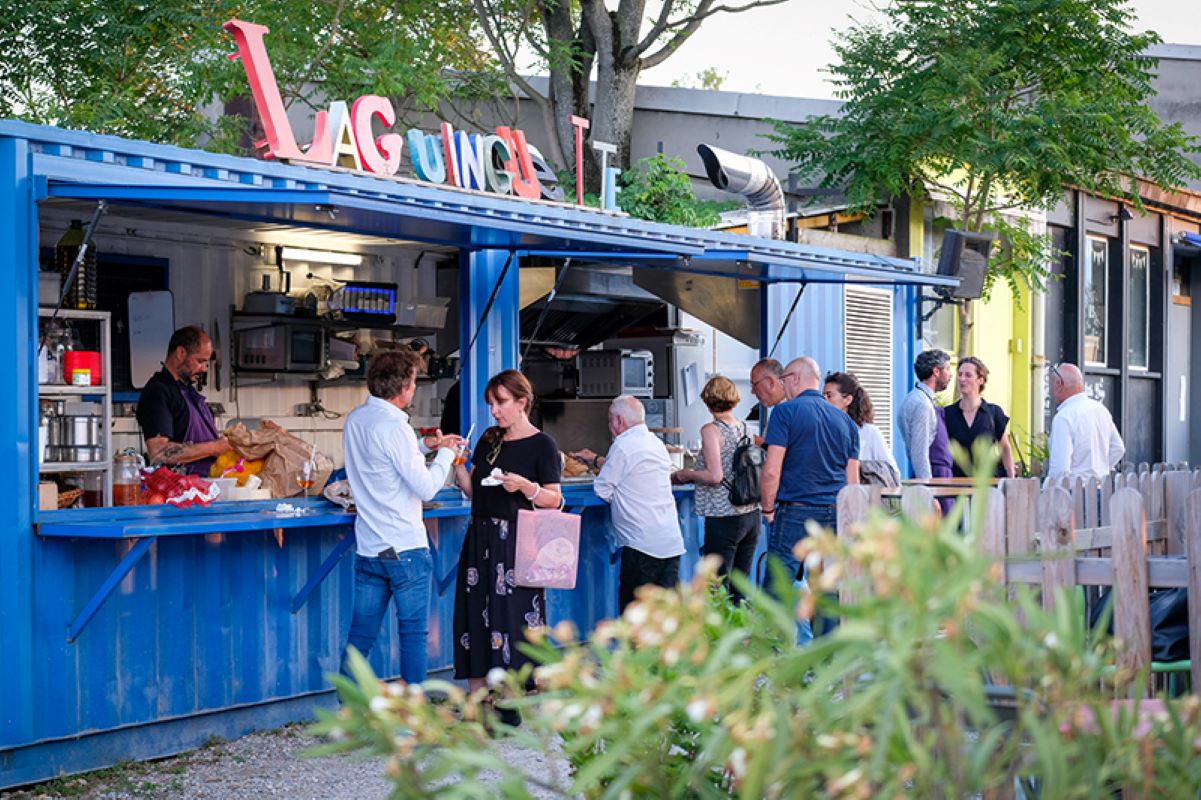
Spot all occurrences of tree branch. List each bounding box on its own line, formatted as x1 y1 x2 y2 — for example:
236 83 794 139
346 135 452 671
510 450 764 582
638 0 791 68
472 0 549 108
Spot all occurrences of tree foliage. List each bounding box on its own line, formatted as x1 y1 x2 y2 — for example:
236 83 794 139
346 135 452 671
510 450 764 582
0 0 494 152
767 0 1201 349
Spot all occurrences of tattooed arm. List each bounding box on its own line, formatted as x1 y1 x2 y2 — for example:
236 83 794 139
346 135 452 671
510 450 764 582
145 435 232 466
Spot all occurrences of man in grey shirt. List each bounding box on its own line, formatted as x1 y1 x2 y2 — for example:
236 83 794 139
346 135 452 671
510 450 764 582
898 349 952 479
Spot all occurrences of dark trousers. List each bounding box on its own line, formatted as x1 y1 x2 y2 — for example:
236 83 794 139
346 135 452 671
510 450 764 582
618 547 680 612
702 511 761 603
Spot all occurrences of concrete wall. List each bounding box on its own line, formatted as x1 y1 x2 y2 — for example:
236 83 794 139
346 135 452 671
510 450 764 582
1148 44 1201 191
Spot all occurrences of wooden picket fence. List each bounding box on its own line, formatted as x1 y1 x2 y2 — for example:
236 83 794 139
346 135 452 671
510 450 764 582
836 466 1201 697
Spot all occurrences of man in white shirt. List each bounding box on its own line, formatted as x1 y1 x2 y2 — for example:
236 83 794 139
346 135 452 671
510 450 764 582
574 395 685 611
1047 362 1125 480
340 349 463 684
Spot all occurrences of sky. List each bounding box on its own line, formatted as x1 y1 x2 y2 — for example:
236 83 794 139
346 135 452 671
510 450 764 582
641 0 1199 98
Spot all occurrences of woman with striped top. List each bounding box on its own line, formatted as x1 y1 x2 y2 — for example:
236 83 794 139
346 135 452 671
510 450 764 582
671 375 761 602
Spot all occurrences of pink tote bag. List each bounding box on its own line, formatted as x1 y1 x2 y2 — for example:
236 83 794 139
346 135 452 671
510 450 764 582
514 509 581 590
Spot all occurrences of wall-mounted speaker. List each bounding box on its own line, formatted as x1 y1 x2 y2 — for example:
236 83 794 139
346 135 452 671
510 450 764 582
936 229 993 300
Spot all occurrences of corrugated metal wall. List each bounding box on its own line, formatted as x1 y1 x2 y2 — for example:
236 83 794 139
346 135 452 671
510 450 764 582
764 282 847 375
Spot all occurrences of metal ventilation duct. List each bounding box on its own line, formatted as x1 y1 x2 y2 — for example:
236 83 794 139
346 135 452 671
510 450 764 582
697 143 786 239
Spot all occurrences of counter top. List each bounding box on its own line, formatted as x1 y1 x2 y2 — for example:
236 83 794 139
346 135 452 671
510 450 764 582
36 483 690 539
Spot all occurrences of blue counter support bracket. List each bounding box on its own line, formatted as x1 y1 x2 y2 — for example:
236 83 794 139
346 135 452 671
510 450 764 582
66 536 155 643
290 533 353 613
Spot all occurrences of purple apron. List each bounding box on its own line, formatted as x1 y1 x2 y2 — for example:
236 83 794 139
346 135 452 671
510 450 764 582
181 384 220 477
931 406 954 515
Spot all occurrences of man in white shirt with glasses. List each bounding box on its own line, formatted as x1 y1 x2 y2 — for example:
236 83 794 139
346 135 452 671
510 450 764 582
1047 362 1124 480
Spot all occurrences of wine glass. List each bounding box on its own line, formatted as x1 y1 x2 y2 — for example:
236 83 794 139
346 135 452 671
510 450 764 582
685 439 702 466
297 459 315 504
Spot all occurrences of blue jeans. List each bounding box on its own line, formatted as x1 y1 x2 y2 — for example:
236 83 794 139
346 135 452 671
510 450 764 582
340 549 432 685
766 503 838 644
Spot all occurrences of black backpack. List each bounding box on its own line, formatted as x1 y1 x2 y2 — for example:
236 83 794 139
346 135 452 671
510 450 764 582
723 424 765 507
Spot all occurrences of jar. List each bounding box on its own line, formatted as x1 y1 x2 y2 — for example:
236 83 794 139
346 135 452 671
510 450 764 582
113 448 145 506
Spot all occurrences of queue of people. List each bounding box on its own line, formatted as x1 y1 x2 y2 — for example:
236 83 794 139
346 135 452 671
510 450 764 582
321 337 1127 707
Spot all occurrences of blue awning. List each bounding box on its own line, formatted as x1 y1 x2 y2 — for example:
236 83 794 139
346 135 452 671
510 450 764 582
1182 232 1201 248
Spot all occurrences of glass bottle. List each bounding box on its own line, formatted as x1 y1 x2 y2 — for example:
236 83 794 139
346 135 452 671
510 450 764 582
55 220 98 310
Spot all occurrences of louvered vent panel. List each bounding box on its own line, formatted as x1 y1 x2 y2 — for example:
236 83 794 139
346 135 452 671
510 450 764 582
843 286 895 447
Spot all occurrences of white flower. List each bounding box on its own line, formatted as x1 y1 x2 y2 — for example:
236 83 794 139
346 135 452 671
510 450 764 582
660 615 678 634
624 604 649 627
728 747 747 779
486 667 508 689
685 697 715 723
581 705 603 728
1043 633 1060 649
369 696 391 714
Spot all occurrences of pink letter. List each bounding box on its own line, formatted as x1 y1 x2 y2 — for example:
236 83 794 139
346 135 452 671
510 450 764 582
569 115 590 205
223 19 304 161
441 122 459 187
352 96 402 176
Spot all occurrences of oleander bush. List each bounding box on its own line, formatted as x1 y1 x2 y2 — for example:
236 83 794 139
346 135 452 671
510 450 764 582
313 475 1201 798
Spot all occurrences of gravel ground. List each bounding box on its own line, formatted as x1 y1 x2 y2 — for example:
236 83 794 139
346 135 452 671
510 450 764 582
2 724 572 800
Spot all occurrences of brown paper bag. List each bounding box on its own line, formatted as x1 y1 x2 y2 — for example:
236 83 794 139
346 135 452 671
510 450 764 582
224 421 333 498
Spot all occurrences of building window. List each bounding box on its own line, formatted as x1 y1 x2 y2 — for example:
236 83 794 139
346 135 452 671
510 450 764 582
1084 236 1108 366
1128 245 1150 369
844 286 894 447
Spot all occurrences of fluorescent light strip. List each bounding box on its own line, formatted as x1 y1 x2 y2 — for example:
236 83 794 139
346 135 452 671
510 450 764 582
280 247 363 266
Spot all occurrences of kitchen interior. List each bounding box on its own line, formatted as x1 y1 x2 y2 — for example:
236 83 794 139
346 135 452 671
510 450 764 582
35 199 762 511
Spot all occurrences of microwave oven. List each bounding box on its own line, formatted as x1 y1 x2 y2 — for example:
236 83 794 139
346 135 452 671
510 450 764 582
577 349 654 398
234 323 327 373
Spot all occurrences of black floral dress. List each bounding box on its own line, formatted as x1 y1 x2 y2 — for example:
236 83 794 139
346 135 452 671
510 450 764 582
454 430 560 680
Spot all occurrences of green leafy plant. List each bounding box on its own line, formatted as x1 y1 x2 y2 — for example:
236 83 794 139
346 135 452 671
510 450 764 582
616 154 736 226
316 462 1201 797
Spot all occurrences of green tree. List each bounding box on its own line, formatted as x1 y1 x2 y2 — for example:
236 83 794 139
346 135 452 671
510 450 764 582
671 66 727 90
0 0 493 152
768 0 1201 354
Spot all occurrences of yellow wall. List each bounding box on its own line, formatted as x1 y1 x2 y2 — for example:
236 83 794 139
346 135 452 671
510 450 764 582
902 194 1034 461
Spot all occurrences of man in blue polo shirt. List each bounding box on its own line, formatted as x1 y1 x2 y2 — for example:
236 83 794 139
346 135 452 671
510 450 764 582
760 356 860 640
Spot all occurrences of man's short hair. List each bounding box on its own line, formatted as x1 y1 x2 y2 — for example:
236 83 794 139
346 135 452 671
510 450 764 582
914 349 950 381
610 395 645 426
367 349 424 400
752 357 783 378
167 325 207 356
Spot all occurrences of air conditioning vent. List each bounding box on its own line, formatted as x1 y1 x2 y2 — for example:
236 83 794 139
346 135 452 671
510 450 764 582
844 286 894 447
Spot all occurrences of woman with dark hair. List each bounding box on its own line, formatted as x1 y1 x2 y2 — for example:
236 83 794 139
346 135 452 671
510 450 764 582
943 357 1016 478
672 375 760 603
451 369 562 706
823 371 900 487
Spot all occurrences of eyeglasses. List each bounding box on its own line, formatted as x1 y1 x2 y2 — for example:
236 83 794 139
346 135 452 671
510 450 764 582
1047 363 1063 385
751 374 776 391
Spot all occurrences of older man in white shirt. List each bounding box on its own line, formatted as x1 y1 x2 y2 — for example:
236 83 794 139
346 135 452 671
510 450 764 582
1047 362 1125 480
574 395 685 611
340 348 463 684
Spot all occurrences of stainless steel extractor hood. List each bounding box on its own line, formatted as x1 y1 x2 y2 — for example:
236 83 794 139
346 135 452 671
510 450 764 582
520 265 661 350
633 269 760 349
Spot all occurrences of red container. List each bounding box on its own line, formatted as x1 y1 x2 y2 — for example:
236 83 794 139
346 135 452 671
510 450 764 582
63 350 102 386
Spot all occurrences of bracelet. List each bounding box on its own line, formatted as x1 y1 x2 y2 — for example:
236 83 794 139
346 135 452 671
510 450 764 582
526 484 542 502
763 506 776 514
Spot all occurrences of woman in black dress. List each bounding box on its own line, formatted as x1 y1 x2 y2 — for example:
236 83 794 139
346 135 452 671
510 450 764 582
943 357 1017 478
452 370 562 694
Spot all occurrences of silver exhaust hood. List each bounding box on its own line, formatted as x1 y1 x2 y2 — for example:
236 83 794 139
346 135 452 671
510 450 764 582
633 269 760 349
